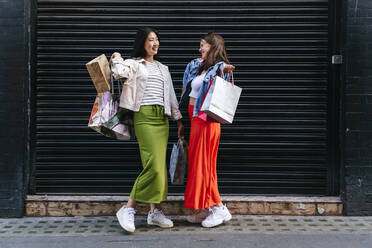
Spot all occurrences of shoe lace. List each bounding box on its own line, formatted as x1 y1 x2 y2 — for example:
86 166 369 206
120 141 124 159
127 209 136 221
153 209 167 221
212 206 219 214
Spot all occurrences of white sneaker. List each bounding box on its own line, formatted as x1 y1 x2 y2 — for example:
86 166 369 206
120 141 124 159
186 209 210 223
116 206 136 233
147 208 174 228
201 205 232 228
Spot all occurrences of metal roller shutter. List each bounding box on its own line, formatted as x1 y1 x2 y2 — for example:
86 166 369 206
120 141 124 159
33 0 332 195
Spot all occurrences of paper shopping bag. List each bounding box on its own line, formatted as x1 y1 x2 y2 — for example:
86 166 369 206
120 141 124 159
86 54 111 93
200 76 242 124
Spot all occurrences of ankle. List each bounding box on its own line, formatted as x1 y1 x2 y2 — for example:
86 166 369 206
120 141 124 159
126 199 136 209
150 208 160 213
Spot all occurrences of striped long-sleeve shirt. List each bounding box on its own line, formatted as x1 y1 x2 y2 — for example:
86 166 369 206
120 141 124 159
141 61 164 106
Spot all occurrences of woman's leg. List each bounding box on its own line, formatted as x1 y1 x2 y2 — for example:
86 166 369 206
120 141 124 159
184 104 222 210
150 203 156 212
129 106 173 227
130 106 169 204
117 105 170 231
126 198 136 209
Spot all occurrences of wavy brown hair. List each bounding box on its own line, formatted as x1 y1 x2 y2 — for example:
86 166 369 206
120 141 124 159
198 32 230 74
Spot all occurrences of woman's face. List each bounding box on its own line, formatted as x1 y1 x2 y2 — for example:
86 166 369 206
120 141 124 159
199 39 211 60
144 32 159 57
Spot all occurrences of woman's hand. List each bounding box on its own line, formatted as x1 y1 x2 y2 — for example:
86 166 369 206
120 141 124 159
176 120 184 140
109 52 120 64
223 64 235 73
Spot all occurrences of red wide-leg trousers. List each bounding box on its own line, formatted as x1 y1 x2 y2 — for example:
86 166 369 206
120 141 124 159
184 104 222 210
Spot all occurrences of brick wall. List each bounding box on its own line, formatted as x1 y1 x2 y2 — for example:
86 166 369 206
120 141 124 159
343 0 372 215
0 0 28 217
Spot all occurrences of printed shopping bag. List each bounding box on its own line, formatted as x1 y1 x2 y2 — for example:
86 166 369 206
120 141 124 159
169 138 188 185
87 63 133 140
88 91 133 140
200 74 242 124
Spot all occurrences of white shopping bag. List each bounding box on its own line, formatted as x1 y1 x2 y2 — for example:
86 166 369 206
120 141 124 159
200 75 242 124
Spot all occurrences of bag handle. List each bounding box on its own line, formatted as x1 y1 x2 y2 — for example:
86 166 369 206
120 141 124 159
221 71 235 85
117 78 122 97
110 65 115 95
230 72 235 85
110 65 122 97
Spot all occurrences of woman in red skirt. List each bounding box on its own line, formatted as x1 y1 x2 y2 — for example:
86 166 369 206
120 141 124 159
179 32 235 228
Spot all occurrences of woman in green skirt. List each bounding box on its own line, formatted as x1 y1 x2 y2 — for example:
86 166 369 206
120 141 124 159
110 27 184 233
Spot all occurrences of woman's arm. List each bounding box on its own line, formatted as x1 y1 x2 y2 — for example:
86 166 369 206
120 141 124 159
168 71 184 139
110 52 136 80
169 72 183 121
176 119 184 140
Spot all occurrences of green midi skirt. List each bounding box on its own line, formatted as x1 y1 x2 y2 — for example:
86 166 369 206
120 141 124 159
130 105 169 203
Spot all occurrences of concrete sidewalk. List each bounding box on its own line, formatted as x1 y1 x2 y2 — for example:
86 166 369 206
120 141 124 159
2 233 372 248
1 215 372 248
1 215 372 236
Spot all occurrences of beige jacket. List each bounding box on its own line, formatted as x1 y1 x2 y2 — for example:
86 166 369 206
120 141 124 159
111 54 182 120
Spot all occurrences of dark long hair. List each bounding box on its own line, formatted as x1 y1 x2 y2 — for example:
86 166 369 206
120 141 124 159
131 27 160 59
198 32 230 74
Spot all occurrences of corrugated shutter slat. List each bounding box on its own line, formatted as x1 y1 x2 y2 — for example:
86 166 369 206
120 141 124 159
35 0 329 195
